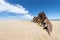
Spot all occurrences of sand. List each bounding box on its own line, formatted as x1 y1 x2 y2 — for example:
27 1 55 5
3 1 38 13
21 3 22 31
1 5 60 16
0 20 60 40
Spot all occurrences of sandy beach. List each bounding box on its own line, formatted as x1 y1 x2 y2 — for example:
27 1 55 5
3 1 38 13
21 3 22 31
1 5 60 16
0 20 60 40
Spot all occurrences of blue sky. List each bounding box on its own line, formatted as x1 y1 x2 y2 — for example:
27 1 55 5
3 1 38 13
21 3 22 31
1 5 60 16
0 0 60 20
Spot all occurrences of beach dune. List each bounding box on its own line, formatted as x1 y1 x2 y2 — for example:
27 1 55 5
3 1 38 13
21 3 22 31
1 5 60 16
0 21 60 40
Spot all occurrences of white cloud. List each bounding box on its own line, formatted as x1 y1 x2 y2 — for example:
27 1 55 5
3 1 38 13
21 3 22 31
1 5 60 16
0 0 28 14
23 14 34 20
0 0 34 20
6 13 34 20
